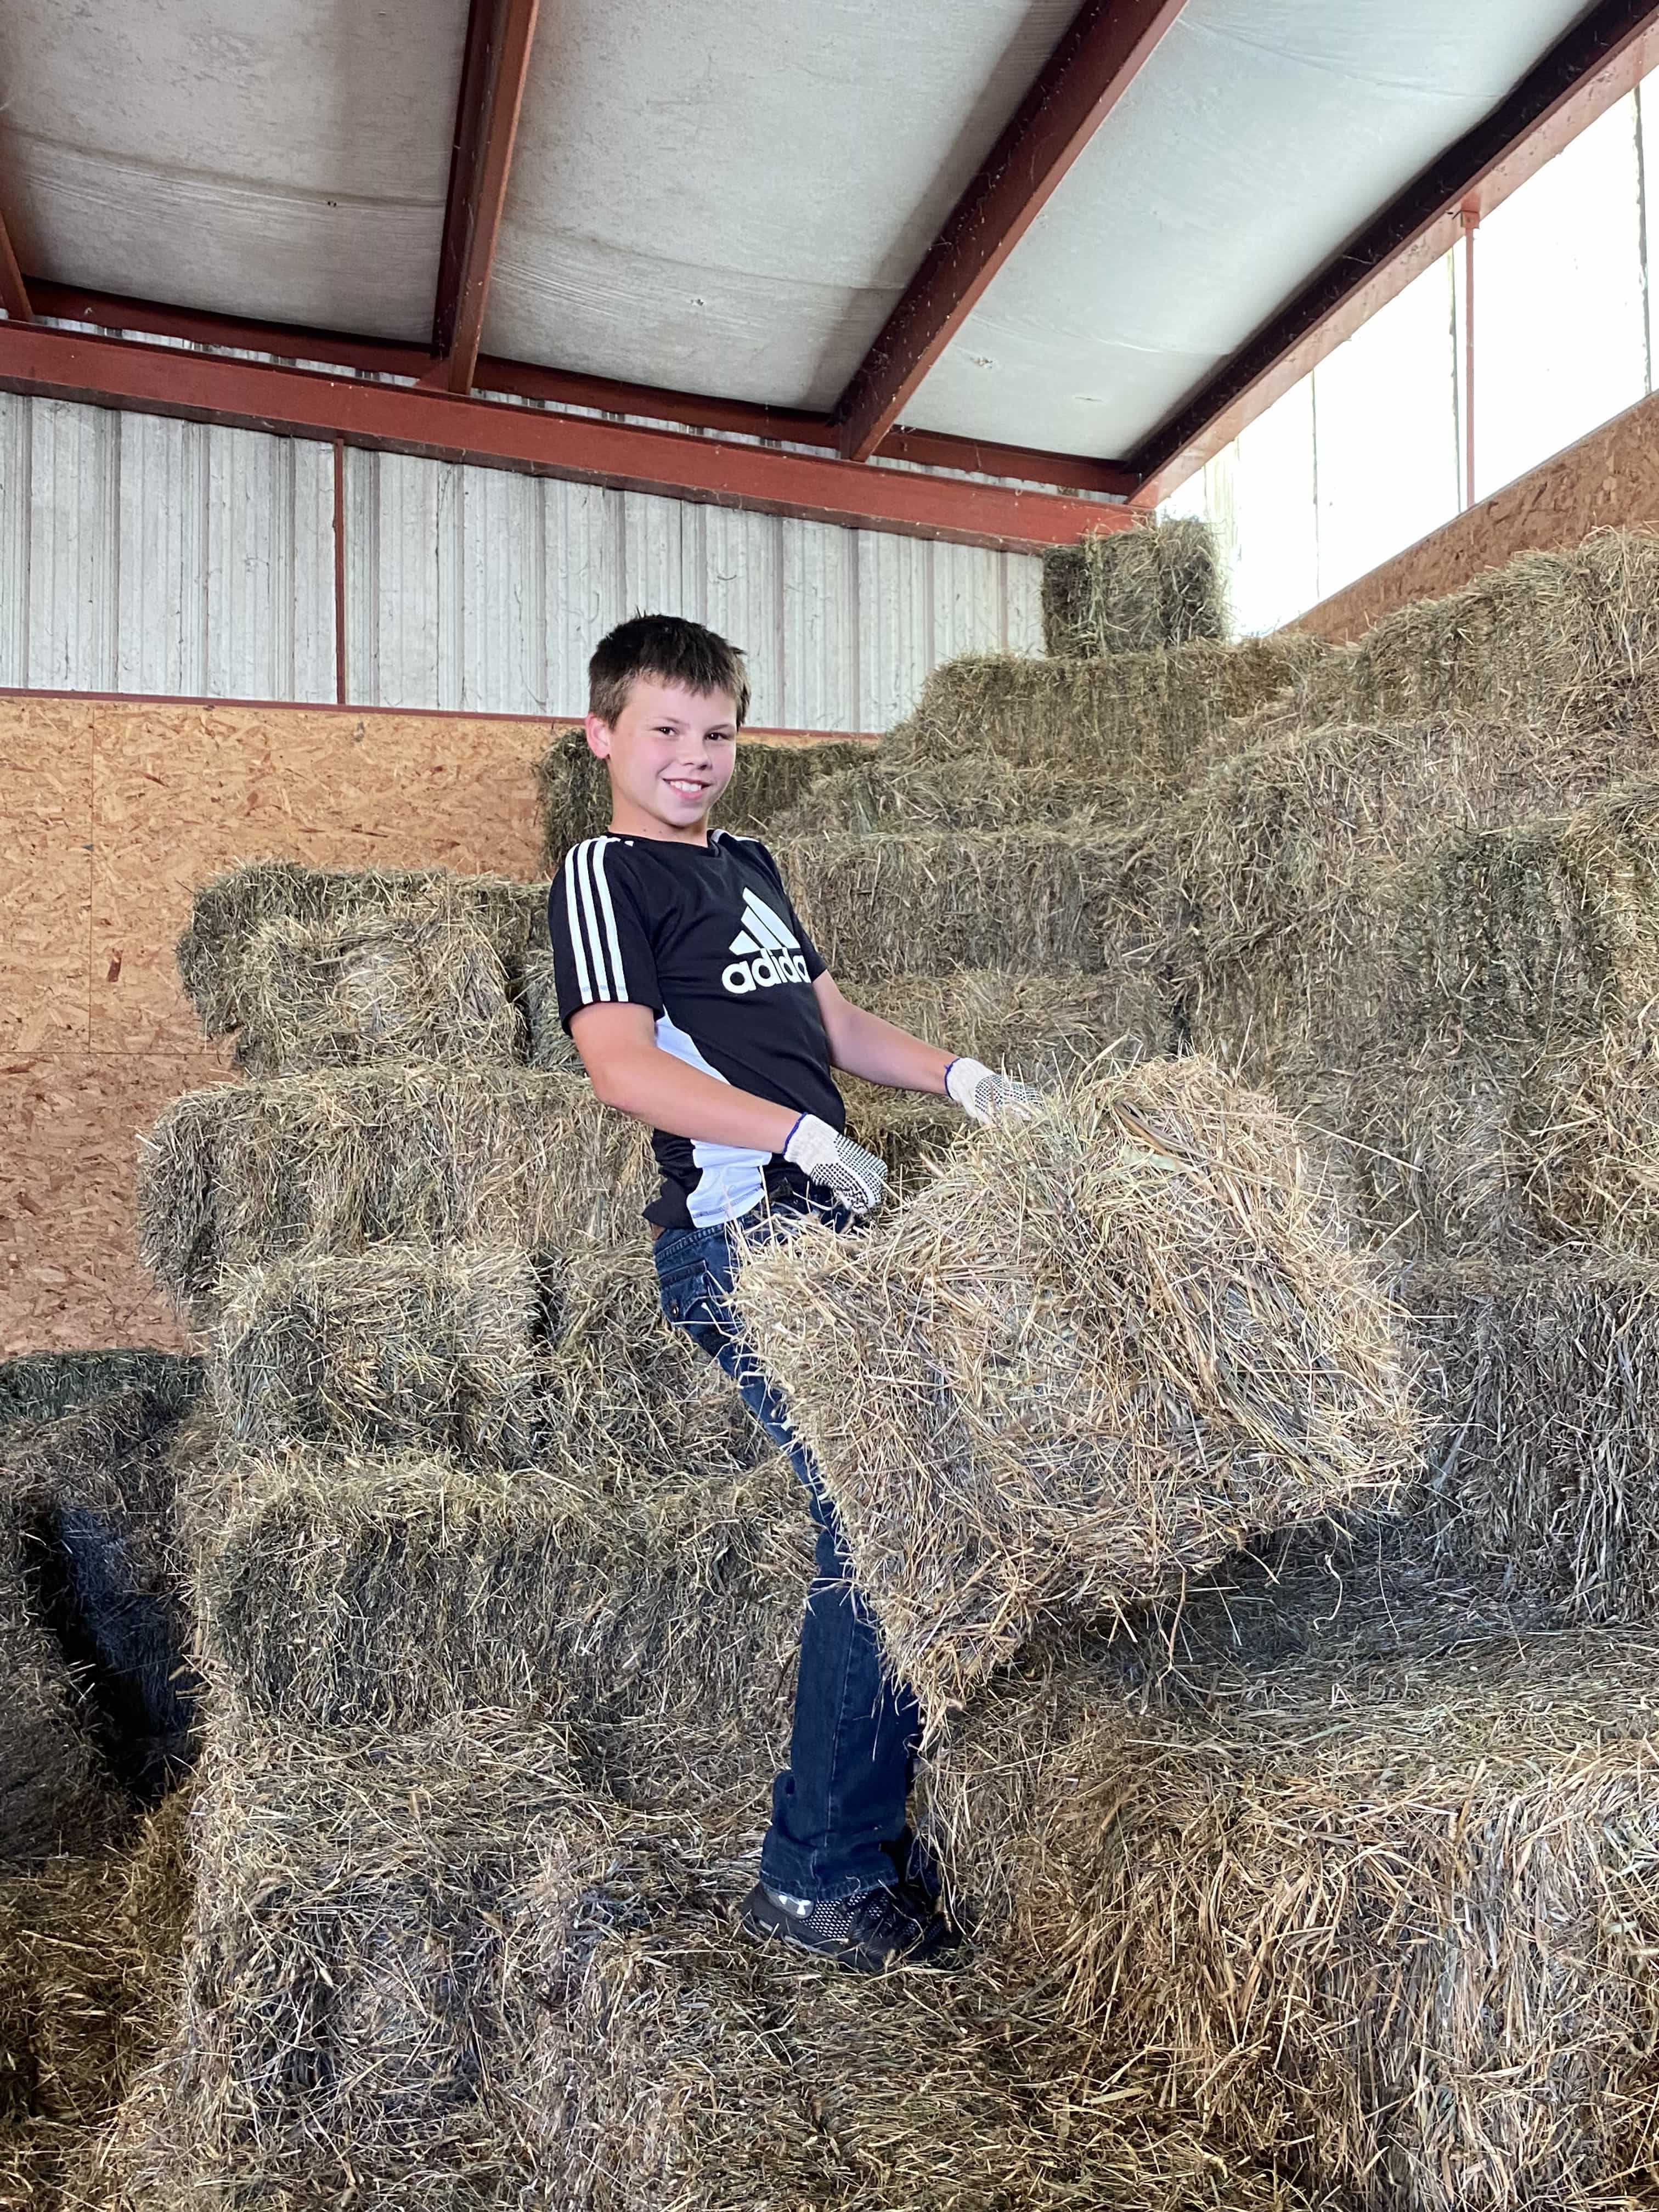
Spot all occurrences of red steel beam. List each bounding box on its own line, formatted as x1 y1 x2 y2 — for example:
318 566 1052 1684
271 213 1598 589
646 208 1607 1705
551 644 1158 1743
0 317 1129 551
1131 0 1659 499
431 0 540 391
831 0 1187 462
25 278 1138 496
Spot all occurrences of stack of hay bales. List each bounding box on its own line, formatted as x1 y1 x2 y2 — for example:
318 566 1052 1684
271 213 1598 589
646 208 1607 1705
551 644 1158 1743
123 855 1328 2208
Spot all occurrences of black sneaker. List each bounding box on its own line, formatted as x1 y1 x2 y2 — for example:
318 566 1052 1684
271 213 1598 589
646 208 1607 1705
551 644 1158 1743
740 1879 961 1974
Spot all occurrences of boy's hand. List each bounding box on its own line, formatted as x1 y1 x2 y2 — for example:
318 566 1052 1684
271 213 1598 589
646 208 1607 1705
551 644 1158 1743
945 1058 1045 1125
783 1115 888 1214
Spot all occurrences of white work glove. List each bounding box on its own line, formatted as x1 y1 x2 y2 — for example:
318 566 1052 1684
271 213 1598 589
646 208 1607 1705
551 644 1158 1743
945 1057 1045 1125
783 1113 888 1214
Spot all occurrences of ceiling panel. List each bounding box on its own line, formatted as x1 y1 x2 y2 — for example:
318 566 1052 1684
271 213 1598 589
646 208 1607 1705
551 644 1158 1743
906 0 1599 456
0 0 468 341
484 0 1076 410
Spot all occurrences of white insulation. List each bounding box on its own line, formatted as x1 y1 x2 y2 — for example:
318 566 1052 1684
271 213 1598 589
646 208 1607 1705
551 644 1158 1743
0 391 1042 731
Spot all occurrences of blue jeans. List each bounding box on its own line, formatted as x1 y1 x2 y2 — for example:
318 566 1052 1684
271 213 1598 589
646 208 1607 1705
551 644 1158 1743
653 1207 922 1901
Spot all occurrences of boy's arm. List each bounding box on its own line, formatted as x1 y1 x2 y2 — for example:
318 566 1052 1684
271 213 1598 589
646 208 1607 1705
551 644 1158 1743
812 973 1044 1124
569 1001 889 1211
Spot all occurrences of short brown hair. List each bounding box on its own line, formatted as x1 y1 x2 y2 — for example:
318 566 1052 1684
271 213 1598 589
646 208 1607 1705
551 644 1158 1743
588 613 751 729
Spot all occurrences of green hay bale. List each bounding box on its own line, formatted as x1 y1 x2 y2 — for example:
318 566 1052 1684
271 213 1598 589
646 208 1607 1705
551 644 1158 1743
1404 1254 1659 1622
1042 517 1227 659
534 729 872 871
131 1700 1312 2212
0 1795 191 2211
0 1352 200 1435
175 859 543 1049
1293 526 1659 733
925 1622 1659 2212
776 826 1169 987
895 634 1321 783
233 895 522 1077
735 1060 1419 1727
212 1244 550 1468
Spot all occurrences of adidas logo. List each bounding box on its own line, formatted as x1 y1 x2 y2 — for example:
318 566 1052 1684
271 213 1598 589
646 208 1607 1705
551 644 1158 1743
723 889 812 994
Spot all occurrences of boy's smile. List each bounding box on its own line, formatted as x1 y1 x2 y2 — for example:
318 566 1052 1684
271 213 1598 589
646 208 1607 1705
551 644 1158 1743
585 676 740 844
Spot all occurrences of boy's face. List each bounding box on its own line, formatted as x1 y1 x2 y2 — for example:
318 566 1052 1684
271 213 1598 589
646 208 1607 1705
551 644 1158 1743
586 677 739 843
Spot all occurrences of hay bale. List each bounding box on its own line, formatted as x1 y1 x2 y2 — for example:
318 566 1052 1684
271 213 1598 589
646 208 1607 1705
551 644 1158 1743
926 1622 1659 2212
859 969 1168 1081
0 1351 200 1435
196 1446 806 1753
777 826 1169 988
133 1699 1310 2211
174 858 542 1047
1293 526 1659 733
140 1065 957 1318
0 1795 191 2212
1042 517 1227 658
534 728 871 872
232 893 522 1076
1404 1253 1659 1623
896 634 1321 783
735 1060 1419 1724
4 1389 200 1806
212 1244 551 1466
138 1066 655 1316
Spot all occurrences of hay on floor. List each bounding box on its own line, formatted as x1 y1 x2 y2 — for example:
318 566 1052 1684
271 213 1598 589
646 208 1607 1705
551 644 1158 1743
534 728 872 872
174 859 543 1047
232 893 522 1076
735 1059 1419 1725
129 1698 1314 2212
0 1351 200 1435
0 1793 191 2212
924 1622 1659 2212
1042 517 1227 659
1291 526 1659 734
212 1243 552 1466
3 1388 200 1808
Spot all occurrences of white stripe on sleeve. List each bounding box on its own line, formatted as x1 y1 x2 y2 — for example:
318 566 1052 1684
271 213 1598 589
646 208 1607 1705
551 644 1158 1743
562 844 596 1003
575 839 613 1000
591 837 630 1000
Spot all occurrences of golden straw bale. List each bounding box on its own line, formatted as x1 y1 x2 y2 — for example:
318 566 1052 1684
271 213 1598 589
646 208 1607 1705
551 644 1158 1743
1042 517 1227 658
926 1622 1659 2212
735 1060 1419 1726
233 893 521 1076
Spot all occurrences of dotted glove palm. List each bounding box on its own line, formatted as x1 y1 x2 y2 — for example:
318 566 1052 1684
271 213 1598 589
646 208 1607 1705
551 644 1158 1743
945 1057 1045 1125
783 1113 889 1214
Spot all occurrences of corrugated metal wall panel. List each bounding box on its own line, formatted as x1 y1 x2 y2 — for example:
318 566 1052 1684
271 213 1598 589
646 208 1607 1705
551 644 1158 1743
2 393 1045 729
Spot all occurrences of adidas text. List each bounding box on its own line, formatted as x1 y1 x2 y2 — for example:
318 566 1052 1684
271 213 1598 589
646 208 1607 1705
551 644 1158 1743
723 948 811 994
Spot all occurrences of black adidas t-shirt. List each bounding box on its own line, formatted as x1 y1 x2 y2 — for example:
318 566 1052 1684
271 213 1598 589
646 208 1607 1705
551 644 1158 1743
549 830 847 1231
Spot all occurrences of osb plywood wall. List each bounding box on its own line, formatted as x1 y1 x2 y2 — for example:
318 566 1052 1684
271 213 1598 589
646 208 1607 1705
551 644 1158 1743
2 696 546 1356
1295 383 1659 646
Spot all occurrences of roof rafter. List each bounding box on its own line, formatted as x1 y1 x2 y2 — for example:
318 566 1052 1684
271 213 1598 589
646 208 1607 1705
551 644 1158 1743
27 279 1138 496
1130 0 1659 499
0 318 1129 552
0 204 32 322
831 0 1187 463
430 0 540 391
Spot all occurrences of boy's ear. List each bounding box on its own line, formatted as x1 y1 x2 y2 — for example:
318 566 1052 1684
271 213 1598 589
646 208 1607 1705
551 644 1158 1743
584 712 613 760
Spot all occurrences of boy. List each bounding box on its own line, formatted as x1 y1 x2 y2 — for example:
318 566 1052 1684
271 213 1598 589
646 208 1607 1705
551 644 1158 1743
549 614 1035 1974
